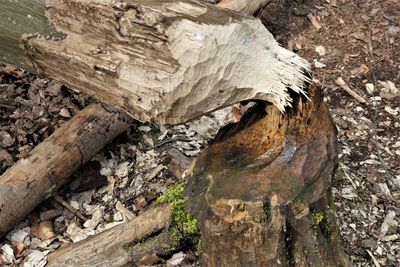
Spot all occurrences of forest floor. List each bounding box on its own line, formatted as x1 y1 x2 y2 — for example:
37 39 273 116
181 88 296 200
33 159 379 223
0 0 399 266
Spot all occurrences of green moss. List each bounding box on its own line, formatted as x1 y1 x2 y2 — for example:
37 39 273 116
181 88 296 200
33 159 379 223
320 220 337 240
157 183 200 246
197 238 203 256
311 211 324 226
311 210 337 240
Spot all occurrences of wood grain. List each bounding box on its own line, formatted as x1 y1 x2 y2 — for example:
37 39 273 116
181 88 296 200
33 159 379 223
1 0 310 125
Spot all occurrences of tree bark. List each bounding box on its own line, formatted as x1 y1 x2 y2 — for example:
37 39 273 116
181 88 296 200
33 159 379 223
0 0 309 125
46 204 173 267
0 103 132 236
184 85 351 266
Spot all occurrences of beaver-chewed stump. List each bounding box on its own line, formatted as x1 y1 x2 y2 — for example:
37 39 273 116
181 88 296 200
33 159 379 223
185 85 351 267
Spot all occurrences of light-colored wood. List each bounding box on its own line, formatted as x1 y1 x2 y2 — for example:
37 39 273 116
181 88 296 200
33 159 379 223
217 0 272 15
0 0 310 125
46 204 173 267
335 77 367 103
0 103 132 236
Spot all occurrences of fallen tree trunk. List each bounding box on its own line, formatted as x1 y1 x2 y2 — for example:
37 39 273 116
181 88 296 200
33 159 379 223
185 85 351 266
46 204 173 267
0 0 309 125
0 103 132 236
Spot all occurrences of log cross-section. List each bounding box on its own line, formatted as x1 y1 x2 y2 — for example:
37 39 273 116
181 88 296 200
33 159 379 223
1 0 310 125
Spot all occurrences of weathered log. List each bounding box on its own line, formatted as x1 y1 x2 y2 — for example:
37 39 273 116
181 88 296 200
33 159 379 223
185 85 351 266
0 103 132 236
46 204 173 267
0 0 309 125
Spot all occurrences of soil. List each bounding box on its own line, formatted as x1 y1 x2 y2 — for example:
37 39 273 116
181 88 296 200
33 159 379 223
0 0 399 266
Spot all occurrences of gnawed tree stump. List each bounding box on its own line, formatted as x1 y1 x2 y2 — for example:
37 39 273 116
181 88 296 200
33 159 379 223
185 85 351 266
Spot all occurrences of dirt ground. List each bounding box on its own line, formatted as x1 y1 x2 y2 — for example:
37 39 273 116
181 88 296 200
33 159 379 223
0 0 399 266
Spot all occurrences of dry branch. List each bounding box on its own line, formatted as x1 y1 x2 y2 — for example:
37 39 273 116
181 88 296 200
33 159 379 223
0 103 132 236
335 77 367 103
46 204 173 267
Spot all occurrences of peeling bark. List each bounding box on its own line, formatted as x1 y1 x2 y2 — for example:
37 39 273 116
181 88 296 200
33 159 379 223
0 103 132 236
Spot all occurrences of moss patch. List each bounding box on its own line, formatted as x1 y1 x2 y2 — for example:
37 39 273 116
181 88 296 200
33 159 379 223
311 210 337 240
157 183 201 247
311 211 324 226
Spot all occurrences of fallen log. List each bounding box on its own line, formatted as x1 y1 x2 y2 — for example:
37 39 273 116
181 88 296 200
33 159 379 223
0 0 309 125
185 85 351 266
0 103 132 236
46 204 173 267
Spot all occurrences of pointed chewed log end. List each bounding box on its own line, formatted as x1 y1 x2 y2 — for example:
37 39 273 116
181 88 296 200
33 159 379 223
184 84 351 266
0 0 310 125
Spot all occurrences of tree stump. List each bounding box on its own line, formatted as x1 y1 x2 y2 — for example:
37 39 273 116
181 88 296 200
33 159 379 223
185 85 351 266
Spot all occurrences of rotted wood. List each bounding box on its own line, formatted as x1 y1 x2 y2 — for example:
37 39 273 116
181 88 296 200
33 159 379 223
185 85 351 266
0 0 309 125
0 103 132 236
46 204 174 267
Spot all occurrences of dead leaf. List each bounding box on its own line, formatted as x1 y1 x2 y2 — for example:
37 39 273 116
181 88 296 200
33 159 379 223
31 221 56 241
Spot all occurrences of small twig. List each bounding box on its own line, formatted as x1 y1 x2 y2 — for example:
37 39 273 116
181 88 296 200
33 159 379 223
366 249 381 267
0 103 16 110
339 163 358 190
307 13 322 30
145 137 191 151
54 195 87 222
335 77 367 103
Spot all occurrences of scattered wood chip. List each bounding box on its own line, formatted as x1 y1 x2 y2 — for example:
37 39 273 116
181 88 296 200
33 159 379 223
365 83 375 94
146 164 166 181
